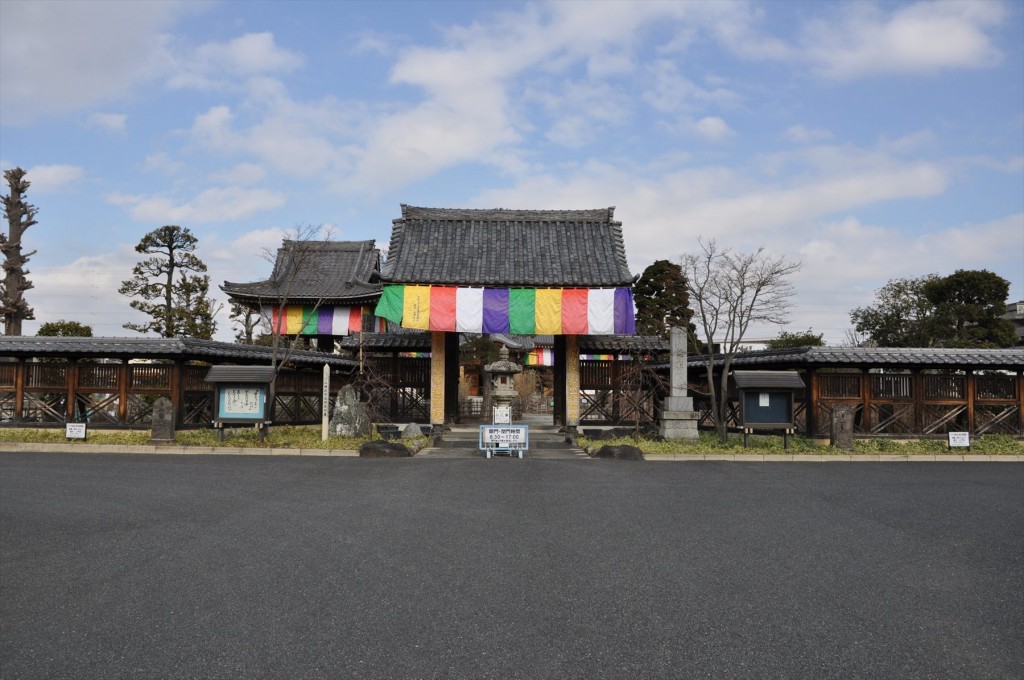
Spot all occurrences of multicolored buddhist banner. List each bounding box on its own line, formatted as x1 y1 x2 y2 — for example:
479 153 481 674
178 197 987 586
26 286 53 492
262 305 387 336
375 286 636 335
522 348 555 366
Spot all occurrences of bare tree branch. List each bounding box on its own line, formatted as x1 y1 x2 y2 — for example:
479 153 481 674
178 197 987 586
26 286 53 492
681 237 801 443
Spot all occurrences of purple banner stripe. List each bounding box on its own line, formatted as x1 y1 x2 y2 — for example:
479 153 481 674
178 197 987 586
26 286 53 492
318 307 334 334
613 288 636 335
482 288 510 334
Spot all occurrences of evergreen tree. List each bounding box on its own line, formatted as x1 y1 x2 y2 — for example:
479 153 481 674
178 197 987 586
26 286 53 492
633 260 695 339
850 275 944 347
765 328 824 349
118 225 217 339
851 270 1015 348
229 302 262 344
37 320 93 337
1 168 38 335
923 269 1016 348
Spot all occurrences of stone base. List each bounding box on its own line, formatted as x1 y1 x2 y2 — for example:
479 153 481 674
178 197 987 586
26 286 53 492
660 411 699 441
664 396 693 412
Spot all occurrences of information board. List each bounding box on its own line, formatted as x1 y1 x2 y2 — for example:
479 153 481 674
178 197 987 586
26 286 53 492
217 384 268 421
65 423 87 440
493 404 512 424
948 432 970 448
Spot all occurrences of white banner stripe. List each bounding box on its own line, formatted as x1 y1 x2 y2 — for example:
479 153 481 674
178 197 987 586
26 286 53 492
332 306 352 336
587 289 616 335
456 287 484 333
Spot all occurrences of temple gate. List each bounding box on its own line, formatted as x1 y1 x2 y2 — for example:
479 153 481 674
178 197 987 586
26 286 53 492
374 205 638 435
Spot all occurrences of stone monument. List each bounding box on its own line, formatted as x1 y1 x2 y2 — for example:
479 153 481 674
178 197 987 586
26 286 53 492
830 404 855 451
330 384 370 437
659 326 699 441
149 396 175 445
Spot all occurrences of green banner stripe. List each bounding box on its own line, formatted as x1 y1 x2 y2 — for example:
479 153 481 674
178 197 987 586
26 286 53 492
509 288 536 334
375 285 406 324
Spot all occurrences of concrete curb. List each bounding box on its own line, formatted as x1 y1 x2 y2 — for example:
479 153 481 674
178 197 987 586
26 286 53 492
2 443 1020 461
0 442 360 457
643 452 1024 462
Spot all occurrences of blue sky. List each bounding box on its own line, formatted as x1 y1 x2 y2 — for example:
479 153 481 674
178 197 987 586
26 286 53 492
1 0 1021 344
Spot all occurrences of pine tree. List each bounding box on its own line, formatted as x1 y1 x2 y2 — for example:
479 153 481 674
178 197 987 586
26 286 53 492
118 225 217 339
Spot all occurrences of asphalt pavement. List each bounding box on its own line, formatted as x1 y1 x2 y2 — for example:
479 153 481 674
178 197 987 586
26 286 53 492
1 452 1022 679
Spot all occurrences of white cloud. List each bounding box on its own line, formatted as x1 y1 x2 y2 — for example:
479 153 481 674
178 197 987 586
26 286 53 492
21 248 147 337
168 32 304 90
107 187 286 224
786 125 832 144
642 60 740 114
880 129 937 153
0 0 192 123
185 94 366 180
801 1 1005 80
86 112 128 132
692 116 735 141
25 164 84 192
142 152 185 175
210 163 266 186
353 31 394 56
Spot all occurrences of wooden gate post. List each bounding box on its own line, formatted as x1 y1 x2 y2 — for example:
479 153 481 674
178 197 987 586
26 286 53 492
430 331 445 426
566 335 580 428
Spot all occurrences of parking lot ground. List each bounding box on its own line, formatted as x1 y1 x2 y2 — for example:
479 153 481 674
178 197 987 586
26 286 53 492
2 452 1022 679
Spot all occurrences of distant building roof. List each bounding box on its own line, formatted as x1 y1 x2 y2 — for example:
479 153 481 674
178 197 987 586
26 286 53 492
222 240 381 306
0 336 357 368
380 205 635 287
688 346 1024 370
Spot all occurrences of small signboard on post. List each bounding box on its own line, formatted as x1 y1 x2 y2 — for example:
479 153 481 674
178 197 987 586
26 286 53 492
65 423 87 440
479 424 528 459
493 404 511 424
948 432 970 450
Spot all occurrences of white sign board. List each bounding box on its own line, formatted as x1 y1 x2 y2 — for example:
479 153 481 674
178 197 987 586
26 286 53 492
493 404 512 424
66 423 87 440
759 392 770 408
948 432 970 448
481 426 528 445
223 387 262 416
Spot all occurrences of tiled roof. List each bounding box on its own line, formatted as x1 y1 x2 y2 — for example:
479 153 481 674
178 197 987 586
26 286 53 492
337 332 433 351
581 335 669 353
380 205 635 287
0 336 358 368
732 370 805 390
222 240 381 304
691 346 1024 369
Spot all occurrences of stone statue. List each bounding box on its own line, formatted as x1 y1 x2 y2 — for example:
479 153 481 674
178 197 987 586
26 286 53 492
330 384 370 437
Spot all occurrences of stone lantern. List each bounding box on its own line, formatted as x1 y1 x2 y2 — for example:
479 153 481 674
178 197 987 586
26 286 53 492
484 345 522 406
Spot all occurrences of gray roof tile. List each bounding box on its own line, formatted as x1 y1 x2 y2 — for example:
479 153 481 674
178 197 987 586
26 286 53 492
732 370 805 390
690 346 1024 369
222 240 381 304
0 336 357 368
380 205 635 287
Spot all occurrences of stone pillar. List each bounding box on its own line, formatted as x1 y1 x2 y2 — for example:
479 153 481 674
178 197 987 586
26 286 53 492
566 335 580 427
659 326 698 441
430 331 446 426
